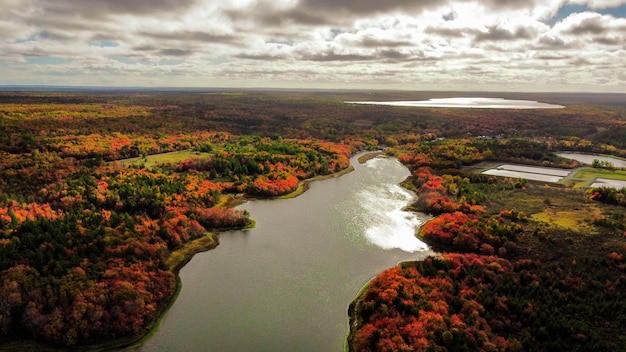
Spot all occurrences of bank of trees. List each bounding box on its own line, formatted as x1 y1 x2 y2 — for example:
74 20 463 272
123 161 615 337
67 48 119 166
589 187 626 207
171 136 353 197
0 161 256 345
0 137 353 345
0 134 354 345
349 135 626 351
0 95 358 346
350 251 626 351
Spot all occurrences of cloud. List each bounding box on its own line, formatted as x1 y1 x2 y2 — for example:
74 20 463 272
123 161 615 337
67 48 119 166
236 53 290 61
38 31 73 41
535 53 572 60
474 25 538 42
132 45 158 52
424 26 467 38
0 0 624 92
159 49 194 57
537 34 569 47
553 12 626 45
568 0 626 9
473 0 545 11
138 30 241 45
296 48 374 62
294 0 440 15
335 29 415 48
224 0 444 27
41 0 201 18
566 13 610 33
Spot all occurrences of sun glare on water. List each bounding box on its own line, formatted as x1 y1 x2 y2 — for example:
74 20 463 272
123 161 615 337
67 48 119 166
356 159 429 253
345 97 565 109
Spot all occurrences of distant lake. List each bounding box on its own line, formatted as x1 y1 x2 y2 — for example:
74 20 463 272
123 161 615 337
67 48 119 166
345 97 565 109
134 154 433 352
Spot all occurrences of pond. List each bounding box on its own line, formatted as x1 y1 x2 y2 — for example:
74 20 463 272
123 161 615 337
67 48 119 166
133 154 434 352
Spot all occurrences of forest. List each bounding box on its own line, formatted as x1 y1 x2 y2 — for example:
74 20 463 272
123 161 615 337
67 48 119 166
349 118 626 349
0 89 625 350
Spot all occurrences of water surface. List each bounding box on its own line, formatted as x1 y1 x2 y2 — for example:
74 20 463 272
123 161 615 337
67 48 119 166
135 154 433 352
346 97 564 109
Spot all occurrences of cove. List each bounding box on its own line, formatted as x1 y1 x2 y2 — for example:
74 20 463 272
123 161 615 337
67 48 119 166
133 154 434 352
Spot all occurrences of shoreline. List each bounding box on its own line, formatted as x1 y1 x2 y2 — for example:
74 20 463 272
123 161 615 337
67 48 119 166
346 156 438 352
128 153 373 349
278 164 356 199
107 160 361 350
357 151 383 164
1 152 377 352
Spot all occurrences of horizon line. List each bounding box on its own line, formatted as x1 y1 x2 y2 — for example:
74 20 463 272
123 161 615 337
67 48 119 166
1 84 625 96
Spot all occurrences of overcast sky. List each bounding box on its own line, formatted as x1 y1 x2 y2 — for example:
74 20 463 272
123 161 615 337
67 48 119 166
1 0 625 92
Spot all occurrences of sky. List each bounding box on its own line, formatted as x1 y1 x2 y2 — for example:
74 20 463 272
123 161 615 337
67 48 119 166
1 0 625 92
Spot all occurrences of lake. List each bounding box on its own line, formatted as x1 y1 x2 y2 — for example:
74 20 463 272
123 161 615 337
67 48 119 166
133 154 434 352
345 97 565 109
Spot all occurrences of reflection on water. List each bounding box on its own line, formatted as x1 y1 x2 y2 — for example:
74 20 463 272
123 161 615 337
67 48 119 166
356 161 429 252
345 97 565 109
135 154 433 352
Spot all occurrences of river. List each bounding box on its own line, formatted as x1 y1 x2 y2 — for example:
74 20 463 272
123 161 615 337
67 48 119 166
133 154 434 352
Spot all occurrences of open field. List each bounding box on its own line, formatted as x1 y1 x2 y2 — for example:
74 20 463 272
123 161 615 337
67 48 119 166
564 167 626 188
530 207 602 233
115 150 211 168
573 167 626 182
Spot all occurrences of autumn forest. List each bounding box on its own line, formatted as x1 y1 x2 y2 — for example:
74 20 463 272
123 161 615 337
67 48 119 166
0 89 625 351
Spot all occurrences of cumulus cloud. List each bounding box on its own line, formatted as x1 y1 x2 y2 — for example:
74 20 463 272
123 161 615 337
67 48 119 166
138 30 241 45
226 0 442 26
0 0 624 91
293 0 440 16
564 13 610 34
552 12 626 45
474 25 538 42
568 0 626 9
41 0 201 18
335 29 415 48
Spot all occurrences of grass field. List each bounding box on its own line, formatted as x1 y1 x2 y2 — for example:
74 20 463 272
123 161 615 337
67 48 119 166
572 167 626 182
115 150 211 168
563 167 626 188
530 208 601 233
